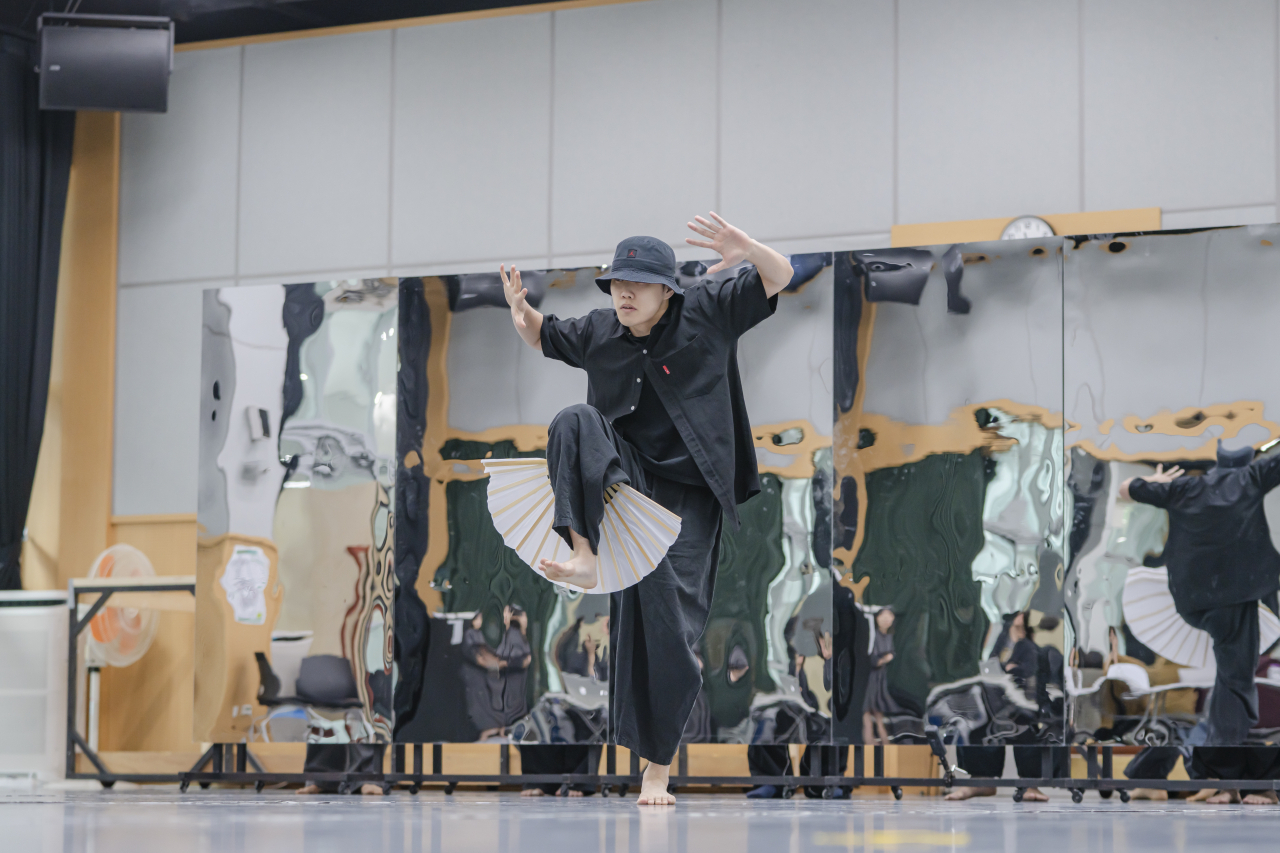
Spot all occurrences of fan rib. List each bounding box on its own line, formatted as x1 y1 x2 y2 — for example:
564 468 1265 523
494 481 551 519
515 492 556 551
601 518 625 592
530 518 559 569
603 508 641 585
624 492 679 538
610 498 656 569
614 495 667 562
489 471 549 496
501 486 555 538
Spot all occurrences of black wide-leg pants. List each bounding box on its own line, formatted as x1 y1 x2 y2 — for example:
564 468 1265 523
546 404 723 766
1182 601 1261 744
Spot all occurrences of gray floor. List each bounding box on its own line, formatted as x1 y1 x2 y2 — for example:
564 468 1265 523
3 788 1278 852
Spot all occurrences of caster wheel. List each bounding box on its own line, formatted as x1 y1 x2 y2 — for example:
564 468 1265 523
100 781 115 790
782 787 794 800
1071 789 1084 804
821 786 834 800
891 787 903 801
1099 789 1113 799
254 781 265 793
1118 790 1130 803
179 781 190 793
409 785 420 795
199 782 211 790
1012 788 1025 803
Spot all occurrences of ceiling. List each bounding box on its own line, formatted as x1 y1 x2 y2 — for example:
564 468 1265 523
3 0 555 44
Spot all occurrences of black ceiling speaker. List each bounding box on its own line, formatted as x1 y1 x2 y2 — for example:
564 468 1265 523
38 13 174 113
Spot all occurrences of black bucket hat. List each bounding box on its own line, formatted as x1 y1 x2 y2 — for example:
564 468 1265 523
595 236 682 295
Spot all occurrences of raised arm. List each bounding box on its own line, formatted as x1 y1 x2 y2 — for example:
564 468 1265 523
1119 463 1184 501
501 264 543 350
685 212 793 298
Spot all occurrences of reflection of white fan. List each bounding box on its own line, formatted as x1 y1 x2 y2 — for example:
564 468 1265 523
1122 566 1280 669
482 459 682 594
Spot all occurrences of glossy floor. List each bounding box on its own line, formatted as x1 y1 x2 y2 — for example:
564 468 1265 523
3 788 1278 852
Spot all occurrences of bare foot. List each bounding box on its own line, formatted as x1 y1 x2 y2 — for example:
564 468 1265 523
1205 790 1240 804
1187 788 1219 802
359 783 385 796
637 762 675 806
563 789 584 798
944 786 997 801
298 785 322 795
1021 787 1049 802
1243 791 1279 805
521 788 545 797
541 530 598 590
1130 788 1168 801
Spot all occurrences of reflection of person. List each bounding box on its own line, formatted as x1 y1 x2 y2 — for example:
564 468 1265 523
500 214 793 805
460 608 531 740
1122 445 1280 804
747 620 848 800
1121 449 1280 741
946 612 1067 802
496 605 533 727
863 608 900 745
556 615 608 682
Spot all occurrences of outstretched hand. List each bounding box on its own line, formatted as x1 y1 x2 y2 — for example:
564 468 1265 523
500 264 529 328
1146 463 1185 484
686 212 753 275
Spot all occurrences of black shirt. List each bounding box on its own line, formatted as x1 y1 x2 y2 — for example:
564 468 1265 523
1129 452 1280 613
613 311 706 486
540 266 778 527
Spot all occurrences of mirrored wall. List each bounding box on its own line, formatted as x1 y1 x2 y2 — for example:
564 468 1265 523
194 225 1280 754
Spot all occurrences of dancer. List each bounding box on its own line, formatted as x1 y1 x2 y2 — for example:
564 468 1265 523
1122 445 1280 804
499 214 792 805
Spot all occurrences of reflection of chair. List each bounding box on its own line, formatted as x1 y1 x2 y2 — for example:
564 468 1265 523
256 652 363 708
254 653 367 742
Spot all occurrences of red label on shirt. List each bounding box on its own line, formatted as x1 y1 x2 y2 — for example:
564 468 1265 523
663 365 670 374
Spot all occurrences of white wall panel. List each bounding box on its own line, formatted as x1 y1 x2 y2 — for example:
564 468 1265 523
392 15 552 267
898 0 1081 224
113 282 219 515
118 48 241 286
720 0 895 240
238 31 393 277
551 0 718 255
1083 0 1276 213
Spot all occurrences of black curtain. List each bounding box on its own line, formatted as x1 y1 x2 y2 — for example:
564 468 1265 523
0 34 75 589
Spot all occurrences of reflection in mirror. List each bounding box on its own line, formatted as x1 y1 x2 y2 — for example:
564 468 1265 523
196 280 398 752
684 255 838 780
1064 227 1280 776
394 270 610 748
832 240 1066 787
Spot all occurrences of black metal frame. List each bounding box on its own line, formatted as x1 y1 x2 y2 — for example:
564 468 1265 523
64 578 197 788
59 595 1275 800
174 741 1278 802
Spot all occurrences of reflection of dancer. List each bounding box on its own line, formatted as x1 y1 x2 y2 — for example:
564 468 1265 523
500 215 793 805
460 609 530 740
863 608 900 745
945 613 1067 802
1122 445 1280 803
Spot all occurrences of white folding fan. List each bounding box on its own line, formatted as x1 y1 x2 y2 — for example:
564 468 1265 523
1122 566 1280 669
482 458 682 594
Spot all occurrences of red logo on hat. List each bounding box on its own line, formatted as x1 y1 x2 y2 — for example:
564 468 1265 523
663 365 670 374
627 249 638 258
